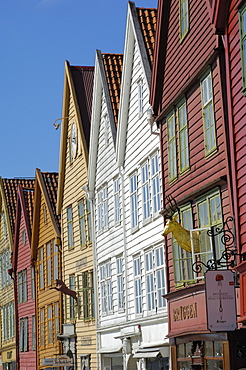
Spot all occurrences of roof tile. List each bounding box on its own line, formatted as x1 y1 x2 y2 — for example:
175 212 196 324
136 7 157 65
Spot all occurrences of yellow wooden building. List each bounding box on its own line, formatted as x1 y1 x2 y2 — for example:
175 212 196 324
0 178 35 370
57 61 96 369
31 169 62 369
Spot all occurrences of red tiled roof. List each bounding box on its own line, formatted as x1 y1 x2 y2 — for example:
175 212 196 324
2 178 35 237
136 7 157 65
70 66 94 151
41 172 60 229
102 53 123 126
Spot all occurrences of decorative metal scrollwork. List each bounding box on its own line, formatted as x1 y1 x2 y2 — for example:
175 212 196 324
192 216 237 273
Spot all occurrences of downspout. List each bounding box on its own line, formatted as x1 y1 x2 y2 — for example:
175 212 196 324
119 166 129 323
222 33 240 255
86 189 100 369
12 272 19 370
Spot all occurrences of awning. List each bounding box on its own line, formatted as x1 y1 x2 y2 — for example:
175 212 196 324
133 347 169 359
98 345 122 354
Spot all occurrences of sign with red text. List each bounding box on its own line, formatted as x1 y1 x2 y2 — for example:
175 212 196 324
205 270 237 331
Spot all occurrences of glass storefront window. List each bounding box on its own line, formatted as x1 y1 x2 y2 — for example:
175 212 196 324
177 360 191 370
204 340 213 356
205 359 223 369
178 344 185 358
214 341 223 357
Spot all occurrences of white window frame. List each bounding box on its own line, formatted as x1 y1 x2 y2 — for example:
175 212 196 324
167 111 177 183
97 186 109 232
145 250 155 311
180 0 189 40
130 173 138 229
100 260 113 315
67 206 74 249
116 256 124 311
201 70 217 156
138 79 143 116
133 256 142 315
114 178 120 224
151 153 162 215
177 100 189 173
141 162 151 221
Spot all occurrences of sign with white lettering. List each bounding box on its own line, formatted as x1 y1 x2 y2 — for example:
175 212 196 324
205 270 237 331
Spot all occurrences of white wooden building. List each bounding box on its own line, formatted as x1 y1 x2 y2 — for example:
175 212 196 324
88 3 169 370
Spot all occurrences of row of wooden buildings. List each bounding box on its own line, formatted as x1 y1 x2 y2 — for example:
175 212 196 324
0 0 245 369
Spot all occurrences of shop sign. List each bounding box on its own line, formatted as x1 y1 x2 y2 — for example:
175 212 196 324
42 358 54 366
205 270 237 331
54 355 73 366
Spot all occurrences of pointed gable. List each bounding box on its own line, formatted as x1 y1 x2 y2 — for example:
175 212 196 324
70 66 94 150
0 178 35 241
31 170 60 260
117 2 157 167
12 185 34 272
57 62 94 213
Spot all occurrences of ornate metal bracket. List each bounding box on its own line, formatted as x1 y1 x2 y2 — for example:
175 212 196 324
192 216 239 273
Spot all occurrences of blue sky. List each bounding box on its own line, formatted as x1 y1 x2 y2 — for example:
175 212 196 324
0 0 157 178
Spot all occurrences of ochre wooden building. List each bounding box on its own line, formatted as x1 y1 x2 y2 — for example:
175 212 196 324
57 61 96 369
31 170 62 369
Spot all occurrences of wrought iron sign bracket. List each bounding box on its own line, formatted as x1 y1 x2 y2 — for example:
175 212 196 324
192 216 243 274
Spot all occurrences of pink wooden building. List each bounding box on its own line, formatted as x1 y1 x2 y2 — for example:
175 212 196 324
12 184 36 369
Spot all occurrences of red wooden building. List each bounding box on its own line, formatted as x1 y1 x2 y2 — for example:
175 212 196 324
150 0 246 368
12 184 36 369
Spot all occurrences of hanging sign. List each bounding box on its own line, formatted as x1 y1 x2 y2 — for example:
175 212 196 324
205 270 237 331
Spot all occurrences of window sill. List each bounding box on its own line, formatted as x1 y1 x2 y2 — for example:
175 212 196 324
143 217 151 226
205 147 217 159
131 225 139 234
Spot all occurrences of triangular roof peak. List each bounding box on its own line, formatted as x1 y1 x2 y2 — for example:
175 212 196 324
57 61 94 212
31 169 60 260
12 185 34 272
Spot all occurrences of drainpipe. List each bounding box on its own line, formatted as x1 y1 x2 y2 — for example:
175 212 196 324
85 187 100 370
222 33 240 255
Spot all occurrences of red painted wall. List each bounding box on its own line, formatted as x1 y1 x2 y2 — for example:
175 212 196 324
16 209 36 369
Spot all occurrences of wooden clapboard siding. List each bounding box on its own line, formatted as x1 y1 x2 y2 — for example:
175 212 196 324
58 61 96 369
227 0 246 253
161 0 217 109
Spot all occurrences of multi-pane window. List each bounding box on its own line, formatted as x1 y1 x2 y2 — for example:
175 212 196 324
142 163 151 220
1 212 7 239
239 3 246 90
155 246 166 308
116 256 124 310
173 206 194 285
167 112 177 182
31 266 35 300
78 199 92 246
145 251 155 311
19 317 28 352
172 190 222 284
114 178 120 223
180 0 189 40
77 271 95 320
22 229 26 245
0 249 12 288
151 153 161 214
100 261 113 314
196 191 223 274
47 305 53 344
40 308 45 347
138 79 143 115
130 174 138 229
54 302 60 337
2 302 14 341
47 242 52 286
78 200 86 246
134 256 142 314
201 71 216 156
145 247 166 311
97 186 108 231
67 206 74 249
69 275 76 320
18 269 28 303
32 315 36 350
178 101 189 173
39 247 44 289
53 243 59 281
